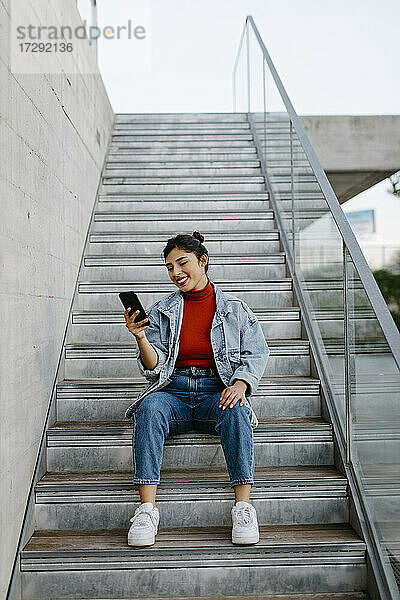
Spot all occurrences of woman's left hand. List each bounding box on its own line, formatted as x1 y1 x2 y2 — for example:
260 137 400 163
219 380 247 410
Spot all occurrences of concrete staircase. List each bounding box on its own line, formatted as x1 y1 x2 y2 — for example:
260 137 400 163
19 113 369 599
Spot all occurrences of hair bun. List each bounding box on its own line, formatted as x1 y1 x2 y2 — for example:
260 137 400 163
192 231 204 244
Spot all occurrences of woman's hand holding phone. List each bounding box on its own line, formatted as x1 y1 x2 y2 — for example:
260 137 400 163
124 308 150 340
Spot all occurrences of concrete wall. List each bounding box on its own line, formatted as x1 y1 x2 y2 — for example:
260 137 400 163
0 1 114 597
300 115 400 202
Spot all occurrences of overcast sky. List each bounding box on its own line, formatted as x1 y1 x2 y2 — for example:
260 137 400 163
93 0 400 114
85 0 400 253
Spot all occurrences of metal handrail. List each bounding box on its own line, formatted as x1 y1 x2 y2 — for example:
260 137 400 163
233 15 400 370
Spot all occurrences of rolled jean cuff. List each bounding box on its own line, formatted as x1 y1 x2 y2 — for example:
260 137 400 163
133 479 160 485
230 478 254 488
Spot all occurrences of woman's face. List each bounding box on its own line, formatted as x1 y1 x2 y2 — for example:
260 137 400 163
165 247 208 291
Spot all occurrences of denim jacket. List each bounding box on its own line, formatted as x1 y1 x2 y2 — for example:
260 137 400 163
124 279 270 429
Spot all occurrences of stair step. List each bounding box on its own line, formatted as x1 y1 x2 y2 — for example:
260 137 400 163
110 140 255 149
44 595 369 600
98 190 269 200
114 112 249 122
70 306 300 343
97 191 271 213
34 466 348 530
38 464 343 490
269 173 316 184
72 306 297 319
102 176 264 184
101 183 266 194
65 340 310 358
101 176 266 194
56 375 321 421
57 375 320 396
21 522 365 561
20 524 366 598
96 200 273 212
46 417 333 472
81 252 287 282
107 148 258 158
88 230 280 256
92 209 274 232
104 166 262 177
111 133 254 142
105 158 261 166
63 339 310 379
78 278 292 292
76 279 294 312
94 208 272 217
113 125 251 132
48 416 331 433
257 134 302 144
113 122 251 131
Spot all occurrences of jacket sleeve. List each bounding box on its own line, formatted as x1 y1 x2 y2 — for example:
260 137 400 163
136 303 169 382
230 307 270 396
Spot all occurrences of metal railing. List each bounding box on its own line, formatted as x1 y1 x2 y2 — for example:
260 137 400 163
233 15 400 599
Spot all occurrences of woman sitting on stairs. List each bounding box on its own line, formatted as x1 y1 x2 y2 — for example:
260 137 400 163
123 231 270 547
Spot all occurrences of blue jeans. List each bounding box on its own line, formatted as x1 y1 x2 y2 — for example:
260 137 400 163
132 366 255 488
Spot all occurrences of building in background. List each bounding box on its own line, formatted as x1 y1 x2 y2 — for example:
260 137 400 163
344 177 400 273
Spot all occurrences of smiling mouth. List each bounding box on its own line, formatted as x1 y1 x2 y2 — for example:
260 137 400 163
177 276 189 286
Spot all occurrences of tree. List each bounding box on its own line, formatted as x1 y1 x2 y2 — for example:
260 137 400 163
373 249 400 330
389 171 400 197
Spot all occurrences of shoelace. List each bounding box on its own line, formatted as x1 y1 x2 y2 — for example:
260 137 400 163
234 505 254 526
130 508 156 527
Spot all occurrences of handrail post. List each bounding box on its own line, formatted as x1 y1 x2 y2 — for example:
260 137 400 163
246 22 250 113
233 71 236 112
290 120 295 273
343 241 351 465
262 57 267 169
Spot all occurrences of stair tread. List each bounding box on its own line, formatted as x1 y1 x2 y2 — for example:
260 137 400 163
73 306 299 314
96 209 271 216
105 159 260 164
22 523 365 554
99 195 269 201
50 416 330 430
58 374 320 388
65 339 309 348
84 253 284 260
79 278 291 283
38 465 346 486
57 595 369 600
89 229 280 236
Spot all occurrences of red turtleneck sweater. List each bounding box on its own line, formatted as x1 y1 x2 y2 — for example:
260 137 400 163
175 277 216 367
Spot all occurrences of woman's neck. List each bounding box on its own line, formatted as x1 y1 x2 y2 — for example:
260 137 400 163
183 276 212 300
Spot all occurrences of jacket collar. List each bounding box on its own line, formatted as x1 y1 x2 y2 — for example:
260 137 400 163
157 279 232 322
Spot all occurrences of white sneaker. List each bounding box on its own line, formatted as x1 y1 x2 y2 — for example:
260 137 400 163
231 500 259 544
127 502 160 547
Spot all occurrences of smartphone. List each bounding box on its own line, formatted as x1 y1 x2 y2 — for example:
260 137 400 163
119 291 150 326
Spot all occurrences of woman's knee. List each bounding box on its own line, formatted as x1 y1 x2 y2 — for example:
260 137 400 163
217 402 253 426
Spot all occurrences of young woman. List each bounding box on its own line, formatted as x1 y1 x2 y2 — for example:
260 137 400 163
124 232 270 547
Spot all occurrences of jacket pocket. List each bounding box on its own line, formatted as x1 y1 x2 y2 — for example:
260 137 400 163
227 348 241 363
